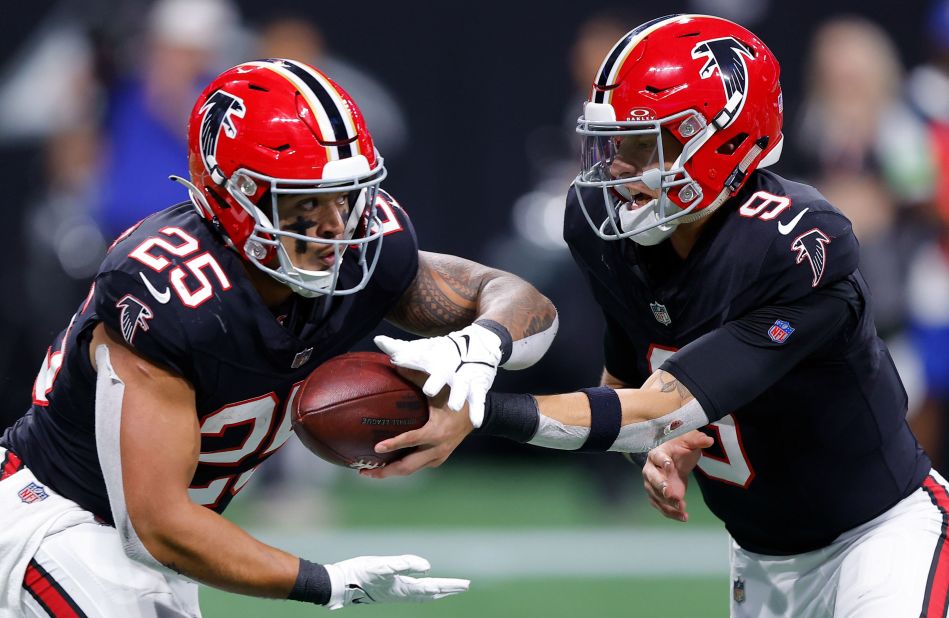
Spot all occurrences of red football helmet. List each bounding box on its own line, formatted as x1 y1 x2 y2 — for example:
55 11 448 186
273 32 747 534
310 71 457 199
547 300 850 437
176 58 387 297
574 14 783 245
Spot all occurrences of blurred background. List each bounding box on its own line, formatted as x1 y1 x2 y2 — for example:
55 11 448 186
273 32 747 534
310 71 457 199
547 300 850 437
1 0 946 615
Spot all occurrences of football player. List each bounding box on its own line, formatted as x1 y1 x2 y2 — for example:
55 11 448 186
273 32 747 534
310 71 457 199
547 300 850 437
0 59 558 615
368 15 949 618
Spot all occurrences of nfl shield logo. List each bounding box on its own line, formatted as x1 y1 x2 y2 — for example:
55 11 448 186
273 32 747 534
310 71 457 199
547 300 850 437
768 320 795 344
733 578 746 604
18 482 49 504
650 302 672 326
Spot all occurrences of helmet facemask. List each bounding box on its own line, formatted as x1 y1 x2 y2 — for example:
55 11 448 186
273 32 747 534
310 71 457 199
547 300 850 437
574 103 712 246
226 153 388 298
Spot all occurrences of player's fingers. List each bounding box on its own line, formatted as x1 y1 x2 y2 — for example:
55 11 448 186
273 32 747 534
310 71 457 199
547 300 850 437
388 555 431 576
467 393 485 429
648 495 686 521
647 495 678 518
393 366 430 388
422 373 448 398
367 449 440 478
682 431 715 449
375 428 427 453
643 469 683 510
446 383 468 412
647 448 673 469
372 335 404 357
642 464 670 493
415 577 470 598
661 479 687 503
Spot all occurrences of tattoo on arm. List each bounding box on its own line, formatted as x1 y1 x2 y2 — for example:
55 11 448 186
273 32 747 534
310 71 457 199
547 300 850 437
386 253 480 336
387 251 557 338
648 371 695 403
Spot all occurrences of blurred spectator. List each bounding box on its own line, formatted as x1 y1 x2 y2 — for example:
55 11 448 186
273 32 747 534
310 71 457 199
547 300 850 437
0 5 105 429
25 126 105 351
790 18 929 425
257 15 409 160
96 0 242 240
904 0 949 470
0 20 98 143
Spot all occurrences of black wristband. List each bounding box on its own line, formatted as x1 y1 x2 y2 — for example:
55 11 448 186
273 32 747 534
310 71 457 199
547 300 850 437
474 392 539 442
474 319 513 365
577 386 622 452
288 558 332 606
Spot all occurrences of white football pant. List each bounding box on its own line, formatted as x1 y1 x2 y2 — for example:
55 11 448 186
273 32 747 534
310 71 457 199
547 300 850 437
0 447 200 618
729 469 949 618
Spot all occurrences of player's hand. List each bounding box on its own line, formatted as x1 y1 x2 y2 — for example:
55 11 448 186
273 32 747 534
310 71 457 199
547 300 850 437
325 554 469 609
374 323 503 428
641 430 714 522
361 370 473 479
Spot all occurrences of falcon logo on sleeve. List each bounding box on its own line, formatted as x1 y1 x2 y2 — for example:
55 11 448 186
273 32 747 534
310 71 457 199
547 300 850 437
199 89 246 184
791 228 832 287
116 294 154 344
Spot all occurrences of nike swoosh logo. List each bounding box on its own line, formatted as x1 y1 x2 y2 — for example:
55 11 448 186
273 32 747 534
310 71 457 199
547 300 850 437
139 272 171 304
778 208 809 235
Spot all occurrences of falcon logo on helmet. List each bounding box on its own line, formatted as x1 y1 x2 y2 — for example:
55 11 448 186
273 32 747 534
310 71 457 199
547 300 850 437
198 90 246 185
791 229 832 287
691 37 755 129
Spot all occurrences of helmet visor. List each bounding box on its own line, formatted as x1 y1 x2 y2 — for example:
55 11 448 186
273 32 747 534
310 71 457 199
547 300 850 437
575 113 701 240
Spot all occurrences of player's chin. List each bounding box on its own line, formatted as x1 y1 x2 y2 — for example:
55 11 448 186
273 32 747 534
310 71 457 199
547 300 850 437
292 255 335 272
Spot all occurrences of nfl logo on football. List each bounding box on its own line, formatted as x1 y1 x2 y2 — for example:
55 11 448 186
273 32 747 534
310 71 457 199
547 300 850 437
18 482 49 504
650 302 672 326
768 319 795 344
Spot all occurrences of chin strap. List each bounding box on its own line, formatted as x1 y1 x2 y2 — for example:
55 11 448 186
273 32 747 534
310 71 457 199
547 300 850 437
676 135 770 225
169 175 213 220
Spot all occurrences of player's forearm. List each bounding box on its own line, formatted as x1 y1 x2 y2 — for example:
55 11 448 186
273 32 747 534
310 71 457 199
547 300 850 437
387 252 556 338
534 388 679 426
473 272 557 341
134 501 301 597
478 384 708 453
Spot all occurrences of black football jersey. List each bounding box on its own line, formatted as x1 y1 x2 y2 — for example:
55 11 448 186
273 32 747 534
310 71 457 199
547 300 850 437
1 191 418 523
565 170 930 555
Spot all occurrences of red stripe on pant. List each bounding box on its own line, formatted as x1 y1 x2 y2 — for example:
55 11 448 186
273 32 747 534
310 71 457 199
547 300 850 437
922 475 949 618
23 559 88 618
1 450 23 480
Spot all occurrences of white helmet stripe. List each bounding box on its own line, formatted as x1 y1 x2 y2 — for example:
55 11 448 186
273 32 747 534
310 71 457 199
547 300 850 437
592 14 691 105
248 59 359 162
283 60 362 157
246 60 339 161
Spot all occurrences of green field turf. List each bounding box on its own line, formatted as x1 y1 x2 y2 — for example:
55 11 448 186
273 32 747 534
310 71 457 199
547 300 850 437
205 458 729 616
200 576 728 617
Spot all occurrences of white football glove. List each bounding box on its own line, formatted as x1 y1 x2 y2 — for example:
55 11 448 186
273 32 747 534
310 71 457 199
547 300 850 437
325 554 469 610
375 323 503 428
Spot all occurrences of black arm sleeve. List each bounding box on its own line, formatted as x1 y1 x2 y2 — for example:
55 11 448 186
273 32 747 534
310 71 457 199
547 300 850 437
660 279 858 422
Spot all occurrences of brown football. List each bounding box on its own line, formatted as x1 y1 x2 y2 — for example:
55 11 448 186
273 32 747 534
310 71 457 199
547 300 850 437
292 351 428 469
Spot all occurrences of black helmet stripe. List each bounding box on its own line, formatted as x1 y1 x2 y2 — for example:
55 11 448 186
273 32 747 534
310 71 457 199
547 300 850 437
593 14 683 104
265 58 355 159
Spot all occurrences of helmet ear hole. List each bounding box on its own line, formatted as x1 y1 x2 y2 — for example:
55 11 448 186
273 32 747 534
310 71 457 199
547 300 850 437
717 132 749 155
